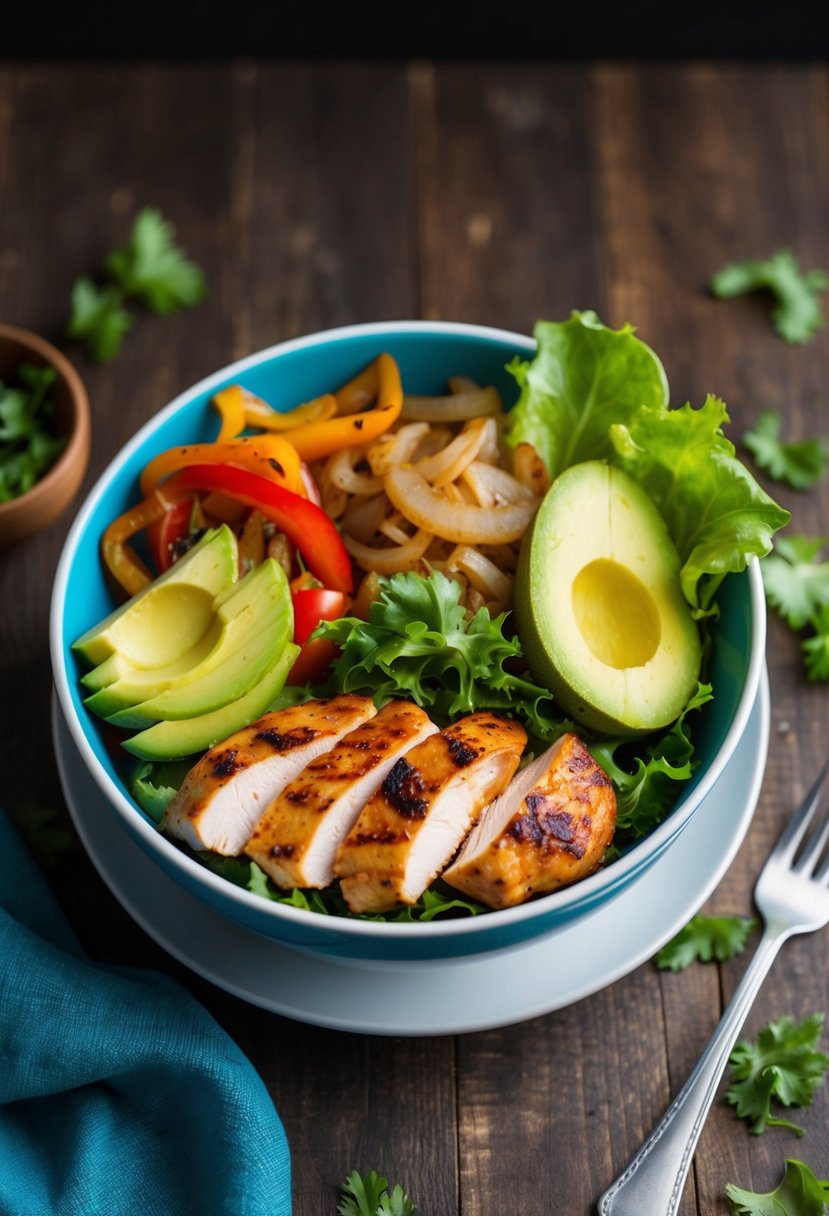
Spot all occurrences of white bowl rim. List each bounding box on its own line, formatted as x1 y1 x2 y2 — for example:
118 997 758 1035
50 318 767 941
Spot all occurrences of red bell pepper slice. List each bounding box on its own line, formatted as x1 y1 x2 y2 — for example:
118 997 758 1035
160 464 354 593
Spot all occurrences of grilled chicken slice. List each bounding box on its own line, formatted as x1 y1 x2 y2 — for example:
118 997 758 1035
161 694 377 855
335 711 527 914
442 732 616 909
246 701 438 889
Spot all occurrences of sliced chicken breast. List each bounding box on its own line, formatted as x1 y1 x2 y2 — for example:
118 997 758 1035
335 711 527 914
442 732 616 909
161 694 377 855
245 701 438 889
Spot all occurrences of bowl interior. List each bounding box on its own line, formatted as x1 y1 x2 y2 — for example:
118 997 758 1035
53 323 760 954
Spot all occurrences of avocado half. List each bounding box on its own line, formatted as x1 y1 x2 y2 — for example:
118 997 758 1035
513 461 701 737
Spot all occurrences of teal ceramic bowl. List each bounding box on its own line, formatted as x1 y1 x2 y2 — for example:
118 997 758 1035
50 321 766 961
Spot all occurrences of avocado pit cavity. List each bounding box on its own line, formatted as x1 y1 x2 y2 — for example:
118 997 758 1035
571 558 661 670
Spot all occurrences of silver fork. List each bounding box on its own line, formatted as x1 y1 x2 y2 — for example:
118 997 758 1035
598 760 829 1216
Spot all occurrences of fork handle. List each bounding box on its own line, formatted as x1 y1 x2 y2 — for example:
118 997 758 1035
598 926 788 1216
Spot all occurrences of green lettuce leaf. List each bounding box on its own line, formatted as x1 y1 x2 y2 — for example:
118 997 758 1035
506 310 669 481
316 569 572 749
129 759 193 824
610 395 790 612
588 682 712 842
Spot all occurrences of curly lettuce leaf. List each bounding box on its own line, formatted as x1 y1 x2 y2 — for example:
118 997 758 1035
589 682 712 842
506 310 669 481
610 396 790 613
129 759 193 824
316 569 571 748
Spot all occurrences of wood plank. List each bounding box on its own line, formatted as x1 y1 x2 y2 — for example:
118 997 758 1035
591 61 829 1212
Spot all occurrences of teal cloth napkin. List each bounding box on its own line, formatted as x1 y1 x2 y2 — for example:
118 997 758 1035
0 809 291 1216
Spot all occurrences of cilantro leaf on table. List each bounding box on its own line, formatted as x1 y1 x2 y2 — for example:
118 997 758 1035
726 1159 829 1215
315 569 569 748
802 604 829 682
106 207 207 314
726 1013 829 1136
655 913 758 971
711 249 828 344
762 536 829 631
66 276 134 363
338 1171 415 1216
744 411 828 491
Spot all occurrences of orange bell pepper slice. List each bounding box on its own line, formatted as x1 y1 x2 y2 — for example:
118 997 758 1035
212 385 247 442
139 434 303 499
280 353 403 462
102 493 171 596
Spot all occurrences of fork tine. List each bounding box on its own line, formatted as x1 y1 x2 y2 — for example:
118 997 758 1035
773 758 829 864
794 802 829 874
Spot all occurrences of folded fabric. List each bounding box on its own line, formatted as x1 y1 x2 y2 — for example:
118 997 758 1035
0 809 291 1216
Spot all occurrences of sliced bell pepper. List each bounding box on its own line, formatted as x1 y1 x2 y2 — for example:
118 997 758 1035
244 392 338 432
159 463 354 593
102 493 169 596
278 353 403 462
139 435 304 499
212 385 247 442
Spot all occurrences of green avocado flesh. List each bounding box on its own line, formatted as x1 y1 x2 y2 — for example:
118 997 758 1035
513 460 701 736
88 558 292 725
72 526 238 667
122 641 300 761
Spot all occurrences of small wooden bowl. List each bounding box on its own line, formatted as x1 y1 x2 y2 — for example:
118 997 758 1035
0 323 91 548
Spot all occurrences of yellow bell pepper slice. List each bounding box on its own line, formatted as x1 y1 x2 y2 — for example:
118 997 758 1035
102 493 168 596
285 353 403 462
212 385 247 442
139 435 304 499
244 392 338 432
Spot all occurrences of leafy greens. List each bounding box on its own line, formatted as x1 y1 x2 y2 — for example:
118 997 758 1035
727 1013 829 1136
744 411 828 491
315 569 567 749
762 536 829 681
655 913 758 971
505 312 789 616
711 249 828 345
726 1160 829 1216
338 1170 415 1216
67 207 206 363
0 362 67 503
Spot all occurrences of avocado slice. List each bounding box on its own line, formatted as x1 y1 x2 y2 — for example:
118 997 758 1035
99 558 293 727
514 461 701 736
73 526 238 668
81 622 223 694
122 641 300 762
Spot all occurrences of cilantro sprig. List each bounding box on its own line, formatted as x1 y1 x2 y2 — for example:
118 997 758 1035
655 913 758 971
711 249 828 345
744 412 828 492
338 1170 415 1216
0 362 66 503
66 207 206 363
727 1013 829 1136
762 536 829 681
726 1159 829 1215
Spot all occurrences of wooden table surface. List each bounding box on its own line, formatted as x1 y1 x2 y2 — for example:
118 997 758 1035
2 61 828 1214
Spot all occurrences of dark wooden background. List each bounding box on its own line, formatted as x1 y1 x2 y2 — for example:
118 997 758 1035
1 62 828 1213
